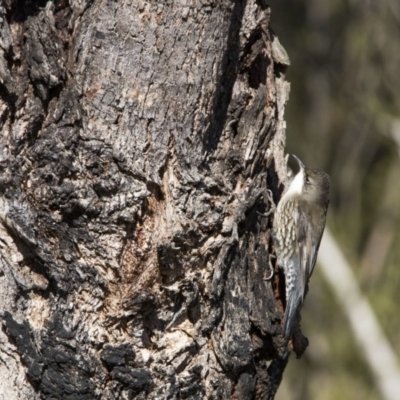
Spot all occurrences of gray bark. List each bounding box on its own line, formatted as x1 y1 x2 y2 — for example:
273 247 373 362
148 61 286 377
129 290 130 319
0 0 291 398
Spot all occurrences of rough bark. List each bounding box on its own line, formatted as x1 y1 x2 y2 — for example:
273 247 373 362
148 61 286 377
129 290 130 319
0 0 291 399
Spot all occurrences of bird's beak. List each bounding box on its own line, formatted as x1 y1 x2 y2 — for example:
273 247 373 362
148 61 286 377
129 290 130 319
292 154 305 171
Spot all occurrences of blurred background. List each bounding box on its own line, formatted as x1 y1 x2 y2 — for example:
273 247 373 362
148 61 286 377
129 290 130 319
270 1 400 399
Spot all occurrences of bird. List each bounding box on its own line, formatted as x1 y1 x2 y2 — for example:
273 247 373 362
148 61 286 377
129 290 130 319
273 155 330 339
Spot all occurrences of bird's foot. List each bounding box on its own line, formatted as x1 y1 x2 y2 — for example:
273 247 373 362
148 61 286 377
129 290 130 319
263 253 276 280
257 189 276 217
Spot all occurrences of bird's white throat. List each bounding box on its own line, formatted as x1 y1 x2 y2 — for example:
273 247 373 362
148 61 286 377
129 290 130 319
285 169 304 197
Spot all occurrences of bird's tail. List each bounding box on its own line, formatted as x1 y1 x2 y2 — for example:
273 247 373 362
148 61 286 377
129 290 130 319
283 292 302 339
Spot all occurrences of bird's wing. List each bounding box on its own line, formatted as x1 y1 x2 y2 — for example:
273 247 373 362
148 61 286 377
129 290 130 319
295 208 319 301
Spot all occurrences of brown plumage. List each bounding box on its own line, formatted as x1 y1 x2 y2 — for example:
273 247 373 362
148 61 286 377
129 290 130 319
273 155 330 339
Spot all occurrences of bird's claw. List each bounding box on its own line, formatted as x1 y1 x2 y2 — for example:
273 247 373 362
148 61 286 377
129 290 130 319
263 254 276 280
258 190 276 217
263 268 274 280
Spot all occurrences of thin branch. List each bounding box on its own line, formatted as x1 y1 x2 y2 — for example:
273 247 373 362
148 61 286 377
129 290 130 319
319 229 400 400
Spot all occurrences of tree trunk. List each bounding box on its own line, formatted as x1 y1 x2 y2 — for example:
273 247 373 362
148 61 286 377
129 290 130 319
0 0 291 398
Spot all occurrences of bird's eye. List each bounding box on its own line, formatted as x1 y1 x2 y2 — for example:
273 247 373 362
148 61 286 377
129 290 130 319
305 176 311 184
